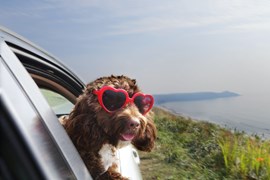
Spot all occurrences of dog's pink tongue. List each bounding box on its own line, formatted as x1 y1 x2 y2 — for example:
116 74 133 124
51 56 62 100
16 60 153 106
121 133 135 141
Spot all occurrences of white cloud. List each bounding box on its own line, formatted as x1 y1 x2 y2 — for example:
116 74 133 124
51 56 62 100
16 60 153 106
4 0 270 36
100 0 270 36
231 21 270 32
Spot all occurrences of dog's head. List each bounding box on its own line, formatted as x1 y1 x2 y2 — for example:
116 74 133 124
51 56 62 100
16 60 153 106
68 75 156 151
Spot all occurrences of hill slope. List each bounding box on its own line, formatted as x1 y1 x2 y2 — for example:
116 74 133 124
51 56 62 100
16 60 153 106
139 107 226 179
139 107 270 179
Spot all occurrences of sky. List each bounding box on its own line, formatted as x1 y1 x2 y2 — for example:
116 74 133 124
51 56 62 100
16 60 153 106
1 0 270 95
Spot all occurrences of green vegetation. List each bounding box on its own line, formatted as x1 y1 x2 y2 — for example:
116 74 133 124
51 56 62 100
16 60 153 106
139 107 270 180
219 133 270 179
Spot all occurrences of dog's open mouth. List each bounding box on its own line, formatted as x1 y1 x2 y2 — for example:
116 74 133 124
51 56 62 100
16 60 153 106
120 133 136 141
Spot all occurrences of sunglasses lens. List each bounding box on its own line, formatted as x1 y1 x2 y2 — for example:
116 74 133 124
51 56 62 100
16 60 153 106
134 95 153 114
102 90 126 111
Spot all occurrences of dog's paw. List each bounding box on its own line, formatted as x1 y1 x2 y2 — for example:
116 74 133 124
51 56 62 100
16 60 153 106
58 115 68 125
98 170 129 180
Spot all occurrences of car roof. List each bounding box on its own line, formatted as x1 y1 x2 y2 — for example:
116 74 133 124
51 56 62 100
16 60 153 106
0 26 85 96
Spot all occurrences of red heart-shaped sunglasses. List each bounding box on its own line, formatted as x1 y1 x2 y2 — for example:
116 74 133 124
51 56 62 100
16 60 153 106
93 86 154 115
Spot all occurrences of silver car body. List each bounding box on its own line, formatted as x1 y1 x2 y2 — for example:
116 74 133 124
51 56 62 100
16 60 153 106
0 26 142 180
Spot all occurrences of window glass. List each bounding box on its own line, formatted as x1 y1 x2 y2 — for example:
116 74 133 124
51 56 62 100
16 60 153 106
40 88 74 115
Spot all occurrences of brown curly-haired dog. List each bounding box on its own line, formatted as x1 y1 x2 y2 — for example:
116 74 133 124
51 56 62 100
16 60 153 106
62 75 157 179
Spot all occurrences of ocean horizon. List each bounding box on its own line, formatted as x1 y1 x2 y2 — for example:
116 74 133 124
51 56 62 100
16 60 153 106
158 92 270 138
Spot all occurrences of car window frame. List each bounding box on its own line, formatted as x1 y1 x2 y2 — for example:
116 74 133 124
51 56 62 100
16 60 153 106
0 39 92 179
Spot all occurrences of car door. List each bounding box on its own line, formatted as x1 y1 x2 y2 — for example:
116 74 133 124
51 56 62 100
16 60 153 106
0 38 92 179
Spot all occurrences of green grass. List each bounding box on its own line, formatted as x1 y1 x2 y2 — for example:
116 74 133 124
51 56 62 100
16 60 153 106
218 132 270 179
139 107 270 180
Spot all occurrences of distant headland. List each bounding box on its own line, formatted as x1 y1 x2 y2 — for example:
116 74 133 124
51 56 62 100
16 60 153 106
153 91 240 104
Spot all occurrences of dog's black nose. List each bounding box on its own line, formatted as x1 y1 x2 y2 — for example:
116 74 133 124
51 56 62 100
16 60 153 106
128 120 140 129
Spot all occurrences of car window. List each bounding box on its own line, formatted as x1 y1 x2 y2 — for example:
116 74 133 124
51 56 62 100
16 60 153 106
40 88 74 116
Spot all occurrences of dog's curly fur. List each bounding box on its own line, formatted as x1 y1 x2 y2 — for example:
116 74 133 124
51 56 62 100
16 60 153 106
62 75 157 179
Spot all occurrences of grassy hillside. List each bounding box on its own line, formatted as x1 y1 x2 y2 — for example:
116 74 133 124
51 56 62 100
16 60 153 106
139 107 270 180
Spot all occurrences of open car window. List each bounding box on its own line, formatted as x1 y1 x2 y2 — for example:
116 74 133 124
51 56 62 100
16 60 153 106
40 88 74 116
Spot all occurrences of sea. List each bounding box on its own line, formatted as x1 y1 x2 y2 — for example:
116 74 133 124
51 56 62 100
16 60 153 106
159 93 270 138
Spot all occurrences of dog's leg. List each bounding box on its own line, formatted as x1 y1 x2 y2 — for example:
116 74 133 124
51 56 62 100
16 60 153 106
97 144 128 180
98 144 119 172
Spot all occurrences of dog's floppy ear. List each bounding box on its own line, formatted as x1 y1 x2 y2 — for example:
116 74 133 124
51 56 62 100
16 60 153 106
63 94 106 151
132 119 157 152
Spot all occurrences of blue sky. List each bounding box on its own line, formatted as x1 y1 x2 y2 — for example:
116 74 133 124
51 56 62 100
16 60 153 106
1 0 270 94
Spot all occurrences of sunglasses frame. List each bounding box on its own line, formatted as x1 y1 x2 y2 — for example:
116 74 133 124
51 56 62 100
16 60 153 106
93 86 154 115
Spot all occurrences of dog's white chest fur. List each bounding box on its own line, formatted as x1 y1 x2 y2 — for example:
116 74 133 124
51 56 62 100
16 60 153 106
98 144 120 172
